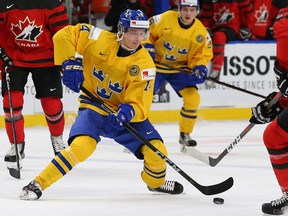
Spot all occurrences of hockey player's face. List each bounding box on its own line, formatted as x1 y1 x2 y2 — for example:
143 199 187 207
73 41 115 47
179 6 198 25
122 28 146 50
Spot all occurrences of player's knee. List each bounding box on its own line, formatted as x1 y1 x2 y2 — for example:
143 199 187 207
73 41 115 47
263 122 276 149
40 97 63 114
41 97 64 123
180 87 200 108
3 91 23 109
68 136 97 163
142 139 168 164
141 139 167 188
263 119 288 149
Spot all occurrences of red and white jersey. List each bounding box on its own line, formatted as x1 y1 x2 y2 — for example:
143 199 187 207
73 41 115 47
200 0 254 34
251 0 273 39
273 7 288 71
0 0 69 68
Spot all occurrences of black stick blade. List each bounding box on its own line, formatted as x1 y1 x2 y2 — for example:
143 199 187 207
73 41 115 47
9 168 21 179
198 177 233 195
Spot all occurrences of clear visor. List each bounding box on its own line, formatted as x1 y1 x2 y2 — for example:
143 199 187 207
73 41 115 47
117 27 149 42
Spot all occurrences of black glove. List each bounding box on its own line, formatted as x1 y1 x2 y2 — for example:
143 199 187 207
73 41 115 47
266 26 274 40
274 61 288 96
206 27 213 37
249 92 283 124
239 27 251 41
0 48 14 68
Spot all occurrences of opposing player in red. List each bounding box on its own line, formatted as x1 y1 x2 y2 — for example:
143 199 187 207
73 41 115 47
249 6 288 215
0 0 69 173
200 0 254 86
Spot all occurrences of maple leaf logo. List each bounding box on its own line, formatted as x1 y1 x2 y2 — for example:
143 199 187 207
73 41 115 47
255 4 269 23
214 7 234 24
10 16 43 42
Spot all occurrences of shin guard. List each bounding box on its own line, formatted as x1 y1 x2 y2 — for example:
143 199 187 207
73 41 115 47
141 139 167 188
35 136 97 190
263 120 288 191
3 91 24 144
212 31 227 71
179 87 200 134
41 97 64 136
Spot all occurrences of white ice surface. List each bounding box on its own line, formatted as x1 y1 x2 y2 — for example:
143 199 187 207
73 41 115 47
0 121 282 216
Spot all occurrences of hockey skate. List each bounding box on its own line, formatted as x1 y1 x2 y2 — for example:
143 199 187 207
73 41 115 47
147 180 184 195
19 180 42 200
262 192 288 215
206 70 220 88
179 132 197 153
51 135 68 155
4 142 25 170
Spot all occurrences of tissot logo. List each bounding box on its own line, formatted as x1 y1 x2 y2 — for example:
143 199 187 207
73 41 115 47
222 55 277 76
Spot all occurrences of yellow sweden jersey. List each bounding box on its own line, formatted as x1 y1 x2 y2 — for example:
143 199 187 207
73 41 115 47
148 10 213 73
53 24 156 122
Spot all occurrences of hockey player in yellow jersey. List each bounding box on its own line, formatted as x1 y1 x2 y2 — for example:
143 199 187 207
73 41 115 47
144 0 213 152
19 9 184 200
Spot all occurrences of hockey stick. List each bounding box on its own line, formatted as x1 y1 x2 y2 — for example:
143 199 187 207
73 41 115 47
80 85 233 195
5 67 21 179
187 92 283 167
154 61 266 99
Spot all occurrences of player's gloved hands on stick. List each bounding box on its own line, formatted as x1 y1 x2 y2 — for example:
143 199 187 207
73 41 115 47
274 61 288 96
143 43 156 60
62 59 84 93
178 65 207 85
191 65 208 84
249 92 283 124
0 48 14 68
108 104 135 129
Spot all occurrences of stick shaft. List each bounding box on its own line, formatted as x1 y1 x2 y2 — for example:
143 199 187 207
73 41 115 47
154 61 265 98
80 85 233 195
5 67 21 179
188 92 282 167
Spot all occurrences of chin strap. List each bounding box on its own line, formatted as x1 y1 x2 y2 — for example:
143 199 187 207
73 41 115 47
119 42 137 53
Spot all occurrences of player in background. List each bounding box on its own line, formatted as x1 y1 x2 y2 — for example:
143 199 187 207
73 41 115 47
249 6 288 215
265 0 288 40
144 0 213 152
250 0 273 40
200 0 254 86
251 0 288 40
0 0 69 172
104 0 145 33
19 9 184 200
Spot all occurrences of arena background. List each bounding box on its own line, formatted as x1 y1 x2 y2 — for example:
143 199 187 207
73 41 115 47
0 41 277 127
